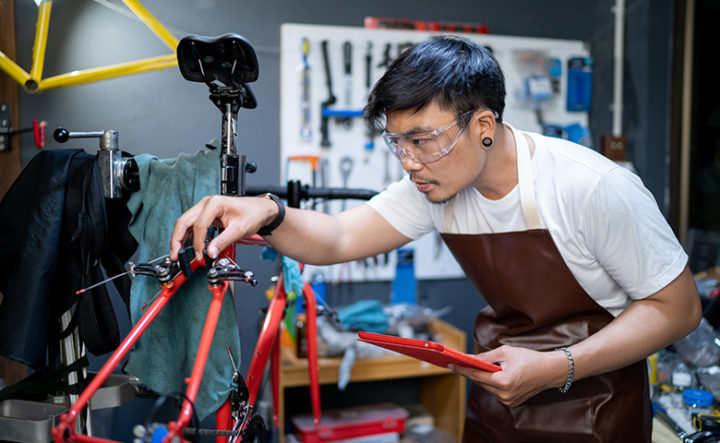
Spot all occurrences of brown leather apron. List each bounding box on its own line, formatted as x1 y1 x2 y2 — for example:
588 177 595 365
440 127 651 442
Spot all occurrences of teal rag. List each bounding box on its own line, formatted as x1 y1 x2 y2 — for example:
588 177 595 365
337 300 389 333
124 149 241 420
281 256 304 297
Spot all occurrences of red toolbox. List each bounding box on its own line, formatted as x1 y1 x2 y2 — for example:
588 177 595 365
291 403 408 443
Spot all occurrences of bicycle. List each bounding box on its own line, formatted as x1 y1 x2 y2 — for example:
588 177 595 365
0 0 177 93
48 33 377 442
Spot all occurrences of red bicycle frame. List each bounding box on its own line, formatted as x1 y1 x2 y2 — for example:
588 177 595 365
51 238 322 443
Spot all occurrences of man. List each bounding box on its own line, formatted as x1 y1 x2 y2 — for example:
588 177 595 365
171 35 701 441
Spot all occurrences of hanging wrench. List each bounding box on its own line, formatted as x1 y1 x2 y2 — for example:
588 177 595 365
339 156 354 211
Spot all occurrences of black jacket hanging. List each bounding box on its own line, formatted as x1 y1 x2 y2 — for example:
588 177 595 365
0 149 137 373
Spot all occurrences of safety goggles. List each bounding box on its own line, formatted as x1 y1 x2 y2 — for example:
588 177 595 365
382 109 478 165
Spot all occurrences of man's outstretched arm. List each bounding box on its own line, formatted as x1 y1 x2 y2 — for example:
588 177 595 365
169 194 411 264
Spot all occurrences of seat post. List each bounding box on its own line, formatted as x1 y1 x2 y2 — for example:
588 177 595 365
220 100 240 196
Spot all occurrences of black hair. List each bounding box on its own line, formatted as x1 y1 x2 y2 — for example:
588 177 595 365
364 35 506 130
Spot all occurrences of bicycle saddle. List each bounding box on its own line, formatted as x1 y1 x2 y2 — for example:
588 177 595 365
177 33 258 88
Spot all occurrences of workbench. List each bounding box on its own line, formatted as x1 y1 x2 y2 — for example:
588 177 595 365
653 417 683 442
277 319 467 443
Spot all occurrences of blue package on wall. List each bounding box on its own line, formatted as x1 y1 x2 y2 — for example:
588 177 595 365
566 56 593 112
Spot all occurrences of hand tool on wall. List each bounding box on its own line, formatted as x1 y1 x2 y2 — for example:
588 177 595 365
0 103 47 151
286 155 320 186
319 157 329 213
365 41 373 94
339 156 354 211
340 41 353 128
364 41 375 161
286 154 321 209
298 38 312 143
320 40 337 148
377 43 393 69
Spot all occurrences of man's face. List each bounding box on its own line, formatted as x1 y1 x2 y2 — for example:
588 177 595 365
385 102 483 204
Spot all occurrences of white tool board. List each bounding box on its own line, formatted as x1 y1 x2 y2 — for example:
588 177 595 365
280 23 590 282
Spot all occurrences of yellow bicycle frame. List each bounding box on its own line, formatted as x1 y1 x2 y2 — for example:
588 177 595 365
0 0 179 93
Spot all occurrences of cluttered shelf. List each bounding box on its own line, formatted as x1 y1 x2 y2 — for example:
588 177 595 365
648 267 720 442
277 318 467 443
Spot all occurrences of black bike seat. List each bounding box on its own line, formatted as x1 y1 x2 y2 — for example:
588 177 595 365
177 33 258 88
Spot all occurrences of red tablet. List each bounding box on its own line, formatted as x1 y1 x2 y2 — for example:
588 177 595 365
357 331 501 372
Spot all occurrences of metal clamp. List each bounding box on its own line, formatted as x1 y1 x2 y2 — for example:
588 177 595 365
54 127 139 199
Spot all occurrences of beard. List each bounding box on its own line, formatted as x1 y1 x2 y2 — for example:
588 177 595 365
427 193 456 205
410 174 455 205
425 187 458 205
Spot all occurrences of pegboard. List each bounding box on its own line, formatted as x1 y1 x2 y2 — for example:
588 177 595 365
280 23 589 282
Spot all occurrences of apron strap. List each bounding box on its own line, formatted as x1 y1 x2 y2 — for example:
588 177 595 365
443 195 459 232
515 127 541 230
443 124 542 232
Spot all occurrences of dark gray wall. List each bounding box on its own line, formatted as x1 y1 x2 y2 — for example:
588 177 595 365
8 0 676 437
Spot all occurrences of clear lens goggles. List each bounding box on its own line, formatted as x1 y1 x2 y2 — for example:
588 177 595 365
382 109 478 165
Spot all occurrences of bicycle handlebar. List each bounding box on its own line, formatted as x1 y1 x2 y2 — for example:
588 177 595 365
245 181 377 207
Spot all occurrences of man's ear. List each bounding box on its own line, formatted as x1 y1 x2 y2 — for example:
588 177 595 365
471 109 497 143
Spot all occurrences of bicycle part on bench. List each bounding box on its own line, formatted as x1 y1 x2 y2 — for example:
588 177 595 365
177 33 259 197
207 258 257 287
128 258 180 284
53 126 139 199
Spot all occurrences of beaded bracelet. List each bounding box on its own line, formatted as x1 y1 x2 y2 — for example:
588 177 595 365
555 347 575 394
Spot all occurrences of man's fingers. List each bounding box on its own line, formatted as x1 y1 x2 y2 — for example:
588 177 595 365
170 195 257 262
206 224 245 259
169 203 205 260
188 197 225 261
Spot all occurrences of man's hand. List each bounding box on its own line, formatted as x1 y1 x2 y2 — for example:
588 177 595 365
449 345 568 408
169 195 276 262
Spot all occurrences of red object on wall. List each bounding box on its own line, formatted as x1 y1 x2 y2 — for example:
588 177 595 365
364 16 428 30
364 16 489 35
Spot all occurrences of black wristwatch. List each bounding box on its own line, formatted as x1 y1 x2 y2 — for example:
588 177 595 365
257 193 285 236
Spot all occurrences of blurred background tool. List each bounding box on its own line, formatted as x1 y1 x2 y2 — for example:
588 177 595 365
298 37 312 143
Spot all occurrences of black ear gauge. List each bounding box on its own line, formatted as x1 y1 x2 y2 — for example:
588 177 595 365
482 137 493 148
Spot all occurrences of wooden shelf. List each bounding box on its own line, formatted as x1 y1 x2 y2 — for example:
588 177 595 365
277 319 466 442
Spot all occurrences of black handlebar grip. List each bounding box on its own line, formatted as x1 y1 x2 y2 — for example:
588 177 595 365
54 127 70 143
202 249 214 267
245 184 377 202
177 248 192 277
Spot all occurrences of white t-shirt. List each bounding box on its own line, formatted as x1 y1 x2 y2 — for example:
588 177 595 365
368 128 688 316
